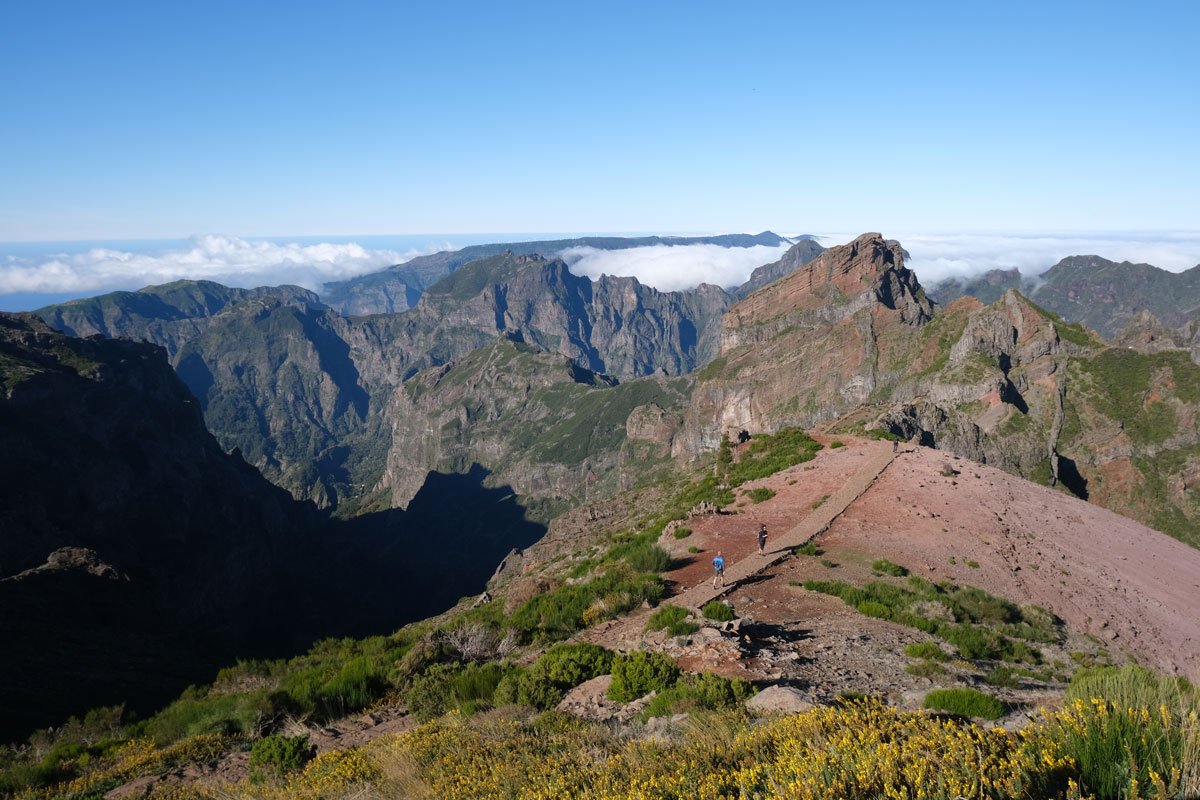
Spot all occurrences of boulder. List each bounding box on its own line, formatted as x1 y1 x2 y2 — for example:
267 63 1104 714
745 685 813 715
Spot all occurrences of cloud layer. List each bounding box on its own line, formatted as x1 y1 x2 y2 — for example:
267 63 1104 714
560 243 794 292
812 232 1200 286
4 232 1197 306
0 235 420 296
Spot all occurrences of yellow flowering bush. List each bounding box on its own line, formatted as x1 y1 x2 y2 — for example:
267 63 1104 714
13 734 227 800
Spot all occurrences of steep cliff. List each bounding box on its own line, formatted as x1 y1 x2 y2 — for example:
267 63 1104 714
382 337 689 509
0 313 319 735
681 232 933 452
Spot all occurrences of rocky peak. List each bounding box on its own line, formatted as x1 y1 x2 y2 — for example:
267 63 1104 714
1112 310 1189 354
721 232 932 350
948 289 1074 369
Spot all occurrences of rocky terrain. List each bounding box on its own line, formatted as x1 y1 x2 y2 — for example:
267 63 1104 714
682 234 1200 543
320 231 793 316
542 437 1200 704
930 255 1200 340
37 249 744 505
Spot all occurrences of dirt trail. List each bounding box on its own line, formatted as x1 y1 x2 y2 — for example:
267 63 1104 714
669 444 897 611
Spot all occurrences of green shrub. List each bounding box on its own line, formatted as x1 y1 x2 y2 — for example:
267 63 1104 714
447 662 509 716
904 642 949 661
923 688 1004 720
687 546 701 554
622 541 672 573
939 624 1004 660
509 566 664 641
794 542 821 556
672 526 692 539
857 600 891 619
273 655 389 721
646 605 699 637
249 735 313 780
985 667 1021 688
820 558 837 568
948 586 1019 625
871 558 908 577
608 652 680 702
905 660 947 678
492 644 615 712
642 672 756 719
701 600 735 622
536 643 614 688
405 663 459 722
143 686 274 743
746 487 775 503
724 427 822 485
830 440 845 448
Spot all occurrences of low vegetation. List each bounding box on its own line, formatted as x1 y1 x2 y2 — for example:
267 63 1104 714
701 600 736 622
922 687 1005 720
645 605 699 637
61 692 1200 800
801 571 1063 663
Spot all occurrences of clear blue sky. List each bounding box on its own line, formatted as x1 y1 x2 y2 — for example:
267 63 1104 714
2 0 1197 241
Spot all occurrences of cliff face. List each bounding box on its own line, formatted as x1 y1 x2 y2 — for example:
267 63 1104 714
382 337 689 509
733 239 825 298
681 233 933 452
0 313 320 735
404 253 733 377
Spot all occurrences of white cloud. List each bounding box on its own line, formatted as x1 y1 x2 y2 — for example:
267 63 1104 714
559 243 793 292
0 234 422 295
813 231 1200 286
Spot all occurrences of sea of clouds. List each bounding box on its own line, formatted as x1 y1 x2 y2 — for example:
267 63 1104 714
2 231 1198 307
0 234 428 297
558 243 793 291
860 231 1200 286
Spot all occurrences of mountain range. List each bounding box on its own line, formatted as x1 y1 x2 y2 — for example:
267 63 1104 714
6 229 1200 740
930 254 1200 339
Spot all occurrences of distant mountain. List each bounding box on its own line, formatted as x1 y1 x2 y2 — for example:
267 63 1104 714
37 279 319 359
928 267 1032 307
321 231 791 316
383 336 690 510
929 257 1200 340
35 252 745 506
40 283 378 506
1030 255 1200 339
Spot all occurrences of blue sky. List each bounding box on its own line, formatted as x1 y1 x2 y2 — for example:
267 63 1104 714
2 1 1198 242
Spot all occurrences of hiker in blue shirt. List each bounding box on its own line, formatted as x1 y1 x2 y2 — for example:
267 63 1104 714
712 550 726 588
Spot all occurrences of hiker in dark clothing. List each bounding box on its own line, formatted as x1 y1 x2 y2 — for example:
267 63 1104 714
757 523 768 555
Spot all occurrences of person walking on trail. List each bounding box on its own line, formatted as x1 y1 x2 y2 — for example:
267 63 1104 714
712 551 726 588
757 523 768 555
